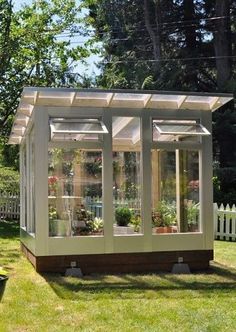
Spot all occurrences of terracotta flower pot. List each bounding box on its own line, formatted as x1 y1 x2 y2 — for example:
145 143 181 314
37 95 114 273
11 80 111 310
155 226 177 234
0 275 8 301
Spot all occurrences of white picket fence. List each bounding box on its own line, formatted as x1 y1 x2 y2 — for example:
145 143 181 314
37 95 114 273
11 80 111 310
214 203 236 241
84 196 140 218
0 192 20 220
85 199 236 241
0 192 236 241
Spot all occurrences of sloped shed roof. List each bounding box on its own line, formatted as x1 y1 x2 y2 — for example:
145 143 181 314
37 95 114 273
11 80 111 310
9 87 234 144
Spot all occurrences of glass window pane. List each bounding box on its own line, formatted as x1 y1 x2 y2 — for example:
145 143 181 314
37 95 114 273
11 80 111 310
30 129 35 234
152 149 200 234
51 133 100 141
50 118 108 142
153 120 210 142
22 147 27 229
112 117 142 235
113 117 140 146
48 148 103 237
52 120 105 132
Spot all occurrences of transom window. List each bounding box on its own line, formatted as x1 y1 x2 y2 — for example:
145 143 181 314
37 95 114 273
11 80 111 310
153 119 210 142
49 118 108 142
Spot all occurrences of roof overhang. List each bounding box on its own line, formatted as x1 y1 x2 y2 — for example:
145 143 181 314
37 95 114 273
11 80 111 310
8 87 234 145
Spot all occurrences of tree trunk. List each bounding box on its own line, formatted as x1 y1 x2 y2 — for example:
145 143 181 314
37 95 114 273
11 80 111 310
183 0 197 51
214 0 232 90
183 0 198 87
143 0 161 63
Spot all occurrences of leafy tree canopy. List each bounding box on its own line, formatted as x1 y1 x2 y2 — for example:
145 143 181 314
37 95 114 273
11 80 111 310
81 0 236 93
0 0 94 169
0 0 91 138
81 0 236 204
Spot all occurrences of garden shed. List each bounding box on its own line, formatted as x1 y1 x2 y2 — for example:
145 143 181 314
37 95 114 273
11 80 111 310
9 87 233 273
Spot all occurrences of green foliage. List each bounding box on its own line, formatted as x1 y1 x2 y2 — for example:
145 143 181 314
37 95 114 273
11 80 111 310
213 109 236 169
75 205 93 222
73 205 94 235
85 156 102 177
82 0 236 203
82 0 236 92
0 167 19 193
212 108 236 204
48 206 58 221
130 213 141 232
84 184 102 197
0 138 19 170
89 217 103 233
185 201 199 226
0 0 91 140
115 207 132 226
213 168 236 205
152 200 176 227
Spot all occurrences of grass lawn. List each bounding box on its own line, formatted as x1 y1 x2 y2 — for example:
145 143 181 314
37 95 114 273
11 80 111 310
0 221 236 332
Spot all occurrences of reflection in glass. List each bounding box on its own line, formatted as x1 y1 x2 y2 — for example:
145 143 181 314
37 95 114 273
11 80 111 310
48 148 103 237
29 128 35 234
23 147 27 229
112 117 142 235
152 149 200 234
152 119 209 142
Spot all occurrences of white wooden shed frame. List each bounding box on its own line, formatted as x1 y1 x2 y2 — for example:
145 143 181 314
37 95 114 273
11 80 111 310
9 87 233 273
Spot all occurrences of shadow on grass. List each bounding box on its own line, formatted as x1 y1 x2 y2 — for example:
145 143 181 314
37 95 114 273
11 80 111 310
2 220 236 300
42 263 236 300
0 220 20 239
0 220 21 269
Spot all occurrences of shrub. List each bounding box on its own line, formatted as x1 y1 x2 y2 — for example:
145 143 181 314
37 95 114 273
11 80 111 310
0 167 20 193
115 207 132 226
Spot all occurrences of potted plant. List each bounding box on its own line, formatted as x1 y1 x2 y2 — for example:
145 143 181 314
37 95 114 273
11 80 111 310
49 206 71 237
90 217 104 235
73 205 94 235
49 205 58 236
152 200 177 233
48 175 58 196
114 207 134 234
0 268 8 302
115 207 132 226
186 201 199 232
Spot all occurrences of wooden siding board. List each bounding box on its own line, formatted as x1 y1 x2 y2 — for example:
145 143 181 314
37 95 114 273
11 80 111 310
21 242 212 274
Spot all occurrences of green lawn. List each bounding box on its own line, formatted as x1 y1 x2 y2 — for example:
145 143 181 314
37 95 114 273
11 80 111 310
0 221 236 332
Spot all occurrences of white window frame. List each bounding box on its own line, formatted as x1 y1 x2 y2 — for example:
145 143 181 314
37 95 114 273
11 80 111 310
153 120 210 137
49 118 108 142
151 115 210 235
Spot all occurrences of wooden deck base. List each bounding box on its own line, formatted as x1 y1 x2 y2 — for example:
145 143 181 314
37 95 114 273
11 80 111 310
21 243 213 274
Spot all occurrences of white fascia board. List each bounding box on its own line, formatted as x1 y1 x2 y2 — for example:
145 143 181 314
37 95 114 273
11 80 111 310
12 125 26 135
20 87 234 111
8 135 22 144
72 92 113 107
8 87 234 145
18 103 34 116
15 114 30 127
